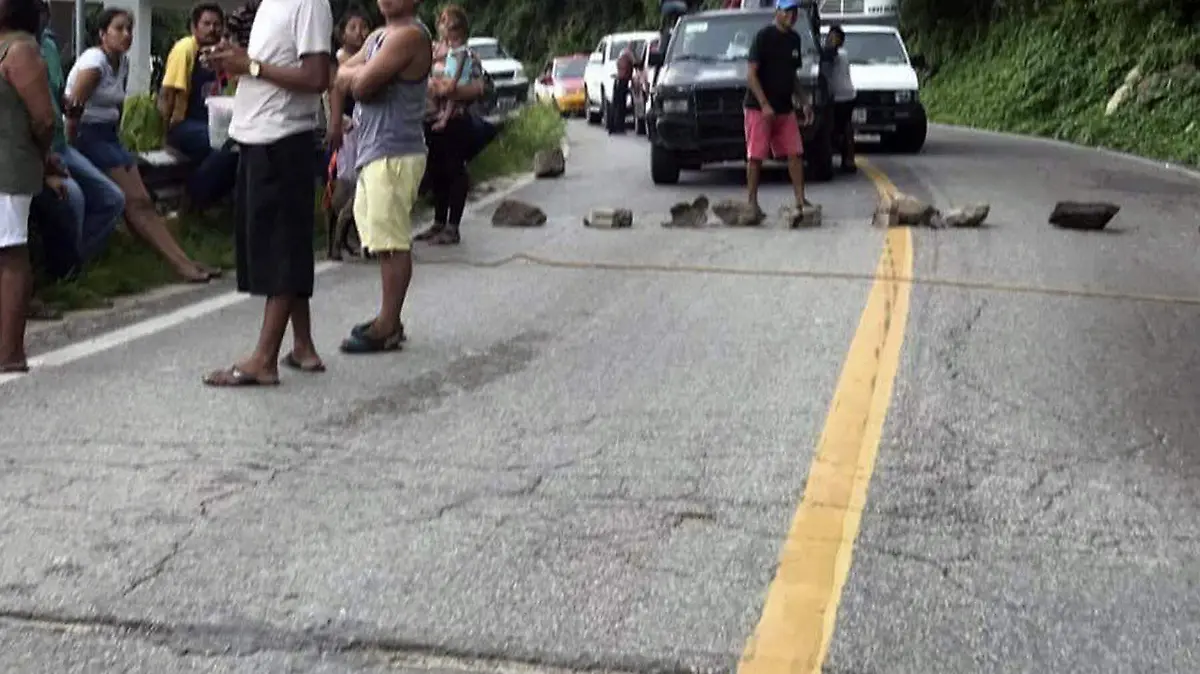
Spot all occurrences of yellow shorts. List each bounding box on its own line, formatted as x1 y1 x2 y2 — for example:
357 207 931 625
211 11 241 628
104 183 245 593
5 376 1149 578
353 153 427 253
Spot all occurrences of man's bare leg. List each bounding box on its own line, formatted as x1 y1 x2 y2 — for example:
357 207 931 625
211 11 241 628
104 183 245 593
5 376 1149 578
286 299 324 370
746 158 764 211
366 250 412 338
240 296 293 378
786 153 807 206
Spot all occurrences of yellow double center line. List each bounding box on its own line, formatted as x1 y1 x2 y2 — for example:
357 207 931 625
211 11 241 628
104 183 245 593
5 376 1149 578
738 159 913 673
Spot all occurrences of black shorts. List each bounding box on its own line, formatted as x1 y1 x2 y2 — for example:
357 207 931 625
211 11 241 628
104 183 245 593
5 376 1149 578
234 130 317 298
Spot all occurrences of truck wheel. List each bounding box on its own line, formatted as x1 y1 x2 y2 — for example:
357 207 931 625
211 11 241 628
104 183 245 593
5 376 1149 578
890 118 928 153
651 145 681 185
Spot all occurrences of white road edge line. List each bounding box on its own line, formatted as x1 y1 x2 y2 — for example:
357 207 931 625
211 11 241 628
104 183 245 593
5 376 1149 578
0 170 544 388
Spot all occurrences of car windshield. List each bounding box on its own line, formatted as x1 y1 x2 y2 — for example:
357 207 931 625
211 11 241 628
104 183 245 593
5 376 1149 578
840 32 908 65
667 15 817 63
554 59 586 78
471 42 510 60
608 39 647 60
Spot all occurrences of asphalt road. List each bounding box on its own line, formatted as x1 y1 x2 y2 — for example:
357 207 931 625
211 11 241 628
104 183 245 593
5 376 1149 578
2 120 1199 673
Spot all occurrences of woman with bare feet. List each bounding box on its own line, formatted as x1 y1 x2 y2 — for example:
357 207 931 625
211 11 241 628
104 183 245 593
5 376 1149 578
64 8 219 284
0 0 54 372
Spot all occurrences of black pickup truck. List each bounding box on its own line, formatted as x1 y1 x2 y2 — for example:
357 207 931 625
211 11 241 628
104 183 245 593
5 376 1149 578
645 4 836 185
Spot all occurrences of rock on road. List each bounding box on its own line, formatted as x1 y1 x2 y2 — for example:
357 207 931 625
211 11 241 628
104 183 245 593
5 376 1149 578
2 120 1199 673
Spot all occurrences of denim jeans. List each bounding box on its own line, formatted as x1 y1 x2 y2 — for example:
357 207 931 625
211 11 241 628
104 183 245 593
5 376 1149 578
167 119 237 210
30 146 125 280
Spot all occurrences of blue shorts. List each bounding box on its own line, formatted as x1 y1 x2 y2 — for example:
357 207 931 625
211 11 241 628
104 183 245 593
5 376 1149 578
74 122 136 171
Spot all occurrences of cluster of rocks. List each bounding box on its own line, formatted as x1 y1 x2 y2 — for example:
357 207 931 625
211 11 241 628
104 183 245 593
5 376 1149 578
516 144 1119 233
872 192 991 229
663 195 822 228
873 191 1120 231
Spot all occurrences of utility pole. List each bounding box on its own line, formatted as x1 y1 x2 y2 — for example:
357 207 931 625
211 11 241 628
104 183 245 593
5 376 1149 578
74 0 84 58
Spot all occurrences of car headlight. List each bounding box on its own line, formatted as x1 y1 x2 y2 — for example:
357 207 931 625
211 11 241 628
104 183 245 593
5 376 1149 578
513 65 526 81
895 90 917 104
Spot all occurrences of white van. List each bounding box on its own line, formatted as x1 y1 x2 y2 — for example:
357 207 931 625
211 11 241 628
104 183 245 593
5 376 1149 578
583 30 661 128
822 23 926 152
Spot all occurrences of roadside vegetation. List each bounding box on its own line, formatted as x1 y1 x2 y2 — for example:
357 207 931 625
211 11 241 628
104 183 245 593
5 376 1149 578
904 0 1200 166
35 100 566 312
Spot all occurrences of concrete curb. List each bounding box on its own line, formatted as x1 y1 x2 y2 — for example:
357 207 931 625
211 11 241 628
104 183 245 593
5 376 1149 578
931 122 1200 184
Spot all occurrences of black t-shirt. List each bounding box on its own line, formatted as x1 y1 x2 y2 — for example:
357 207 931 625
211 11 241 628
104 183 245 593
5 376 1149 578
744 24 805 113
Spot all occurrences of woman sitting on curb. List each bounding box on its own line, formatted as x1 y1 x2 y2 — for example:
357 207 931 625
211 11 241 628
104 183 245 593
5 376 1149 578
65 8 220 284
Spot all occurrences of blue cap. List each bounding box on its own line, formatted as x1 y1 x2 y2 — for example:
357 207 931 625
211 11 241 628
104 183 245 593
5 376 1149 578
777 0 801 9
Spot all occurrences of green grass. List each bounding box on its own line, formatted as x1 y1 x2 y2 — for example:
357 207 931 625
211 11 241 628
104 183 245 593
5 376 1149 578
916 5 1200 167
469 101 566 182
35 103 566 312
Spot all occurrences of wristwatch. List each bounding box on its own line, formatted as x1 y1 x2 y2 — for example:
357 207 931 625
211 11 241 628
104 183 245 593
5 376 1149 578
248 60 262 78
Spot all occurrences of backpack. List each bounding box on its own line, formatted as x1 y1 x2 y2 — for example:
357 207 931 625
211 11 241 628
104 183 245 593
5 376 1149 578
465 47 496 114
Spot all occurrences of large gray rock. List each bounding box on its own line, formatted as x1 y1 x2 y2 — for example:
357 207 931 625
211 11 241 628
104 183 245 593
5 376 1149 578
663 195 710 228
943 203 990 228
584 208 633 229
872 194 900 228
532 147 566 178
491 199 547 227
894 193 937 227
780 203 822 228
1049 201 1120 231
712 199 765 227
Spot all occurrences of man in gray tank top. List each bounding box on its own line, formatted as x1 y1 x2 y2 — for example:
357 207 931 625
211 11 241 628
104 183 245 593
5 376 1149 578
332 0 431 354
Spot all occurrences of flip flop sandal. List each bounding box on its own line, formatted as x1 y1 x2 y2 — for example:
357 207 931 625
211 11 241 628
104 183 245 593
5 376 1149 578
414 224 446 241
352 320 406 342
281 352 326 373
339 329 404 354
202 366 280 387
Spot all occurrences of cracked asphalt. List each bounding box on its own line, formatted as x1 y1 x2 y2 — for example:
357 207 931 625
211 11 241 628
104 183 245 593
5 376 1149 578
3 121 1200 673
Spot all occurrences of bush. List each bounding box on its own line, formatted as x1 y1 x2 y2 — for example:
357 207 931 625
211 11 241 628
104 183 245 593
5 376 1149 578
469 102 566 182
120 93 164 152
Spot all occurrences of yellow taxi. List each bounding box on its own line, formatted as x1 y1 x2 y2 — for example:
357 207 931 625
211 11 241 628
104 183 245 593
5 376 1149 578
533 54 589 116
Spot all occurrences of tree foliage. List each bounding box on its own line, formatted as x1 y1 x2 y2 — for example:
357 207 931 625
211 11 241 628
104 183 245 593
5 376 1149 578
915 0 1200 166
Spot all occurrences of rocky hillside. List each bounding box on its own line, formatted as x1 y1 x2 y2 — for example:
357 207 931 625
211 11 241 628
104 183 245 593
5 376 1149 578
905 0 1200 166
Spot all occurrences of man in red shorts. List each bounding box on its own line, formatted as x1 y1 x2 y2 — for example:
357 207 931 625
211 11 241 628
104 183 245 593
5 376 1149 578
744 0 814 223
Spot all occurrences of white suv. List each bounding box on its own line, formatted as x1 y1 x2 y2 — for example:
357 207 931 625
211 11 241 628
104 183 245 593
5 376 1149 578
583 30 660 128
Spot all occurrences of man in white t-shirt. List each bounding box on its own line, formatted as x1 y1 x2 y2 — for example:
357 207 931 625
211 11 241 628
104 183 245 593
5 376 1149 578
203 0 334 387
